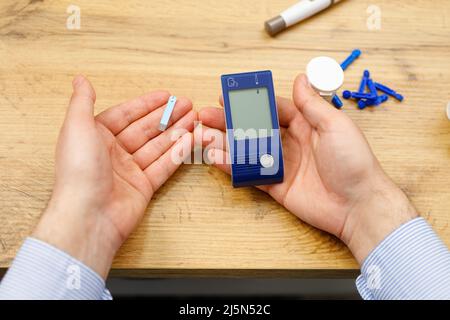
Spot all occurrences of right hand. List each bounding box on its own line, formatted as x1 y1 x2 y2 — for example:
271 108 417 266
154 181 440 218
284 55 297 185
198 74 417 264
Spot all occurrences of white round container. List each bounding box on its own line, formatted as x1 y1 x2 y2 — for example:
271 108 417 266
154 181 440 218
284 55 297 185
306 56 344 103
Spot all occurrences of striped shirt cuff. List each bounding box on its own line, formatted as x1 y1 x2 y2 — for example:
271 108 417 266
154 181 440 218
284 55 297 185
356 217 450 300
0 237 112 300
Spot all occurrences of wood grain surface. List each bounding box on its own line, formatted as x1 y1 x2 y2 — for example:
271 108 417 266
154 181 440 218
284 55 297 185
0 0 449 276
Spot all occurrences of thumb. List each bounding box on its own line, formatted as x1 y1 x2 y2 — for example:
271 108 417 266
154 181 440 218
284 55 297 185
293 74 340 130
66 75 96 123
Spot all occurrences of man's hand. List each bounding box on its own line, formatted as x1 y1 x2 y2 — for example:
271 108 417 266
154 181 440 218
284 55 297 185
33 76 196 278
198 74 417 264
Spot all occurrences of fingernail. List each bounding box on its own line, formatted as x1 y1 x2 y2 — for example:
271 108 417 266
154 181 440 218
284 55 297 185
300 74 309 86
207 149 215 164
300 75 313 91
72 75 84 88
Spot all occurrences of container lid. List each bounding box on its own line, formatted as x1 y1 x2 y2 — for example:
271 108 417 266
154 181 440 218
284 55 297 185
306 56 344 93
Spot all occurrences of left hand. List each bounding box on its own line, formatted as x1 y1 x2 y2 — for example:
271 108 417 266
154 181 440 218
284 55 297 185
197 74 416 264
33 76 196 278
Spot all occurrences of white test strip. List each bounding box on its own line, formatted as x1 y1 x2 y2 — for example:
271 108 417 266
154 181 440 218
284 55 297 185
159 95 177 131
447 101 450 120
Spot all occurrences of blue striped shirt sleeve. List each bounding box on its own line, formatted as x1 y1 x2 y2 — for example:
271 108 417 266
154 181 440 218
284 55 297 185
0 237 112 300
356 217 450 300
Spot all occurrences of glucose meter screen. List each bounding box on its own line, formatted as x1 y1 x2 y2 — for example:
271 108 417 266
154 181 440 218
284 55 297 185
228 87 273 140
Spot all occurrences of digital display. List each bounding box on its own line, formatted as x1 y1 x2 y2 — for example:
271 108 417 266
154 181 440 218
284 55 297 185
228 87 273 140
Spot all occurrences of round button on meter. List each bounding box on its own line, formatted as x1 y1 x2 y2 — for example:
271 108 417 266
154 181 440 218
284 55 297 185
260 154 274 168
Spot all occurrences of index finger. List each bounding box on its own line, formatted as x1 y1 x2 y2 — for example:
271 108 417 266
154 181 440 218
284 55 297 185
96 90 170 135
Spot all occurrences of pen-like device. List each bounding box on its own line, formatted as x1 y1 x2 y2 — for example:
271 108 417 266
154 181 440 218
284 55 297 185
265 0 344 36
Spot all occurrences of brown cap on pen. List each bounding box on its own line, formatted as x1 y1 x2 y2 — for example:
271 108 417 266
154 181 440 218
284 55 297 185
264 15 287 36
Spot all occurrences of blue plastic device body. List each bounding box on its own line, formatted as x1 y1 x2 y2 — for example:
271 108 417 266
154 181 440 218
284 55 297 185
221 70 284 188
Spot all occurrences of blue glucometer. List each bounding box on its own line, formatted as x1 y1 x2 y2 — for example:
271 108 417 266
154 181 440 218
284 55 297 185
221 70 284 187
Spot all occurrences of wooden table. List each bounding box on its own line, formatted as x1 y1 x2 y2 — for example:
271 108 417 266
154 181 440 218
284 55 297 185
1 0 449 277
